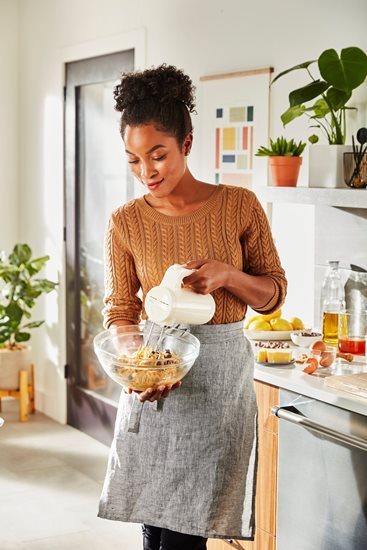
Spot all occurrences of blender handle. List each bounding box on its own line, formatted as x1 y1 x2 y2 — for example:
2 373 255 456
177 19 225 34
177 266 195 286
161 264 195 291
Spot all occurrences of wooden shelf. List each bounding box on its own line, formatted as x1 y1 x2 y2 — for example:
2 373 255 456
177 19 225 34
255 186 367 209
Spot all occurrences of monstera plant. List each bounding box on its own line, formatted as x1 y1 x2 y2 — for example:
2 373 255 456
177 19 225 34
272 47 367 145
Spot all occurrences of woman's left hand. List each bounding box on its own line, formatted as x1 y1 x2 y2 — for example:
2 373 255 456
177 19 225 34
127 381 182 402
182 259 235 294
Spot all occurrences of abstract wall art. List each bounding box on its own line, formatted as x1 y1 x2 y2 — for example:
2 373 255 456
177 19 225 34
199 68 273 190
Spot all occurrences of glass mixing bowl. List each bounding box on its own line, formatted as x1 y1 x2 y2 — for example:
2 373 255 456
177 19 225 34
93 324 200 391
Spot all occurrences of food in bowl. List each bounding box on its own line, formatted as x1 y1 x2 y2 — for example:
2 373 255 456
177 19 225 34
112 345 183 390
93 325 200 391
254 341 290 349
290 331 322 347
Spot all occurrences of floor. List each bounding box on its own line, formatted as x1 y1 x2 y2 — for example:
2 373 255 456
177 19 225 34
0 399 142 549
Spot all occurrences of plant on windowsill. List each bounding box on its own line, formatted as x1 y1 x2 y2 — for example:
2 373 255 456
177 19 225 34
0 243 58 390
256 136 306 187
271 46 367 188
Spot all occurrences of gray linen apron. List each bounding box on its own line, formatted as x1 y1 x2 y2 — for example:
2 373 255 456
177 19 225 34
98 320 258 541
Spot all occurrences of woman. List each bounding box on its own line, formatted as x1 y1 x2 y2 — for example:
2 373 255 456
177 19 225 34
99 64 287 550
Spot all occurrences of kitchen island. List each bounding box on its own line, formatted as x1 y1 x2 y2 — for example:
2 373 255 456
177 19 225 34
255 358 367 417
208 356 367 550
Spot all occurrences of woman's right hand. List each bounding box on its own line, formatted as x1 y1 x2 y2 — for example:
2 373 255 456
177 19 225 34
128 381 182 402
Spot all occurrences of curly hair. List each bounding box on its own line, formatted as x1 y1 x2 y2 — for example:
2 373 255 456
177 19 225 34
113 64 196 146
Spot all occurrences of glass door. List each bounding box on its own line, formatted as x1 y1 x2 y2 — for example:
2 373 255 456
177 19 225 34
65 50 135 444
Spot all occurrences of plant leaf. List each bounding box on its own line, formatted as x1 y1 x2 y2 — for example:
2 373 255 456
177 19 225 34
318 47 367 92
9 243 32 266
281 105 306 126
15 332 31 342
271 60 317 85
22 320 44 329
5 302 23 324
289 80 329 107
256 136 305 156
0 265 18 277
326 87 351 111
304 98 330 118
0 327 11 343
33 279 58 293
26 256 50 276
309 134 319 144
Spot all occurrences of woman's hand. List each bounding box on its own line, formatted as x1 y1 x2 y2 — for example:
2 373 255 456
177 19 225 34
182 259 235 294
128 381 182 402
183 258 277 310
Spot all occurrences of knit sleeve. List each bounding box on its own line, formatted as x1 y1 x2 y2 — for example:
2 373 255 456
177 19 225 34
102 210 142 328
240 192 287 314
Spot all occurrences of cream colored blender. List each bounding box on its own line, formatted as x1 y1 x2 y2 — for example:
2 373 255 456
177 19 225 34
145 264 216 327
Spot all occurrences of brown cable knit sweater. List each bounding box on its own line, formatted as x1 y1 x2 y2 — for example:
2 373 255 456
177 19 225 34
103 184 287 328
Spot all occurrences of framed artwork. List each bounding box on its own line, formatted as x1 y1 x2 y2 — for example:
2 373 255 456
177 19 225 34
198 67 273 189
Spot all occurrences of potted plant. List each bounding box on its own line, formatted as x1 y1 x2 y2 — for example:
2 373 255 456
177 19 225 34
271 46 367 188
256 136 306 186
0 243 58 390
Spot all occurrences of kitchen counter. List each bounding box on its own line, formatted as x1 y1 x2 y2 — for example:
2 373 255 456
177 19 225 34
254 355 367 417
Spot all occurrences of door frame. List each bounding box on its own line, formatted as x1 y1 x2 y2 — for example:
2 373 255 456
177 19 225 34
60 30 145 438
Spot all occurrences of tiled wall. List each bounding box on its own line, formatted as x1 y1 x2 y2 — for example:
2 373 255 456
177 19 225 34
314 205 367 327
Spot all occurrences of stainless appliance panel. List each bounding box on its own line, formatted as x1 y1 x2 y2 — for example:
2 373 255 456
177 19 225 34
276 389 367 550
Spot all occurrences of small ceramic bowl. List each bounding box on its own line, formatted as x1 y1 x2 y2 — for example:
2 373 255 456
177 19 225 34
290 331 323 347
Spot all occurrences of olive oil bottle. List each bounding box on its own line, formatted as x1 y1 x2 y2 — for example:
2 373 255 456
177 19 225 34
320 261 345 344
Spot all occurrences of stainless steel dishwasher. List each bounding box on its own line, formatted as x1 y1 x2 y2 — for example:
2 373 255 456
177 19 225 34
273 389 367 550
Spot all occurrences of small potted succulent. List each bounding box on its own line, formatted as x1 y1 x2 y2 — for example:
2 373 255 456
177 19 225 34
0 243 58 390
271 46 367 187
256 136 306 186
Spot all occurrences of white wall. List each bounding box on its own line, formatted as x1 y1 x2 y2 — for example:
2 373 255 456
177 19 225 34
2 0 366 422
0 0 19 250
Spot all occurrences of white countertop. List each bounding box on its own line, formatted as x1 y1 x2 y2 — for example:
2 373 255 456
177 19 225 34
253 350 367 417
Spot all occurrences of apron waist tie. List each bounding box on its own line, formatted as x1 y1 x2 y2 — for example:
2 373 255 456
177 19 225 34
127 395 164 434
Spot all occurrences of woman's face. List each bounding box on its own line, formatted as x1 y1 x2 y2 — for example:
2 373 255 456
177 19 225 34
124 124 192 196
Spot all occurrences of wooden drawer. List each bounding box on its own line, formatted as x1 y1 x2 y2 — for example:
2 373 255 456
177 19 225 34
256 429 278 535
208 529 275 550
254 529 276 550
207 537 251 549
254 380 279 434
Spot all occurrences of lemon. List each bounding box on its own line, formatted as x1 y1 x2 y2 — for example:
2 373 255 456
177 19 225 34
260 309 282 322
289 317 304 330
249 319 272 331
270 318 293 331
244 315 260 329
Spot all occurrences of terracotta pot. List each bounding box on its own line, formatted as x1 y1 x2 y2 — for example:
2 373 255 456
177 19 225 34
0 346 32 390
269 156 302 187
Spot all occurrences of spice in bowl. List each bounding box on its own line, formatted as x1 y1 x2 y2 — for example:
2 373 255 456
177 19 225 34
290 330 322 347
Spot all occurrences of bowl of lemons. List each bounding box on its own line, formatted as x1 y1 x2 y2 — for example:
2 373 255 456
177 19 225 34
244 309 305 340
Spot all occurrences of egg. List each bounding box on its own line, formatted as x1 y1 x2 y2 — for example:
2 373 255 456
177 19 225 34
319 351 334 368
303 357 318 374
309 340 326 353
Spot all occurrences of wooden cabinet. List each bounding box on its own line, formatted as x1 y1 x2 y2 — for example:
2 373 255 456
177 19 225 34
208 380 279 550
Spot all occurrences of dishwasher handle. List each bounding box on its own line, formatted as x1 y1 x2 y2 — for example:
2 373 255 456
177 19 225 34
272 405 367 453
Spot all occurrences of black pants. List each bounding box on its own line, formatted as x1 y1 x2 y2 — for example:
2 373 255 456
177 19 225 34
142 524 207 550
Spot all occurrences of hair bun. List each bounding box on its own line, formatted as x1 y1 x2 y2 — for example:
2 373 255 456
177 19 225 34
114 63 196 113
